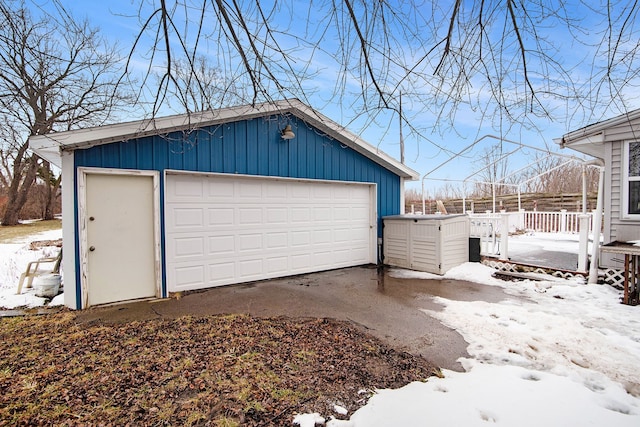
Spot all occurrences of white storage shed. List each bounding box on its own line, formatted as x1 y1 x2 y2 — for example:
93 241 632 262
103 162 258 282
383 214 470 275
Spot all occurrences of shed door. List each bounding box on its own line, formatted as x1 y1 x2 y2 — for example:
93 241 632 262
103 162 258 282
410 222 440 274
165 173 376 292
83 172 159 306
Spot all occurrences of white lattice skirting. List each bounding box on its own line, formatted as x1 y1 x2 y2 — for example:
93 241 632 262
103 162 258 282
481 259 588 280
481 259 627 288
600 268 626 289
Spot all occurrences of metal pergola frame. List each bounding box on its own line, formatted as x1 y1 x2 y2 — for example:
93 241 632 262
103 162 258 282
420 134 593 215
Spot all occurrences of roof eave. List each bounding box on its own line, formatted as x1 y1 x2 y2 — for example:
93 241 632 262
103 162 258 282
557 108 640 161
29 99 419 180
555 133 605 160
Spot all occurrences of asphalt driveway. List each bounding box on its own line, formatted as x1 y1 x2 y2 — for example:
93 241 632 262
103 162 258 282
76 265 515 371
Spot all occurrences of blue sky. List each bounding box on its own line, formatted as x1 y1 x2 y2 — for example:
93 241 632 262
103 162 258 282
32 0 640 195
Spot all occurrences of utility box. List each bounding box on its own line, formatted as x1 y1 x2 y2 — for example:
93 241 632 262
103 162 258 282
383 214 470 275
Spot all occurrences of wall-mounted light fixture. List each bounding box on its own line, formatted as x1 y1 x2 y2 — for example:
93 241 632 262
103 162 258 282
281 124 295 140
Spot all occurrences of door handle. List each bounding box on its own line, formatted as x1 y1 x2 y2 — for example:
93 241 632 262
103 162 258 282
89 246 96 252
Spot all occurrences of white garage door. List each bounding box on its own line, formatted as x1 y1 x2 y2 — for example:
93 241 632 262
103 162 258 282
165 172 376 292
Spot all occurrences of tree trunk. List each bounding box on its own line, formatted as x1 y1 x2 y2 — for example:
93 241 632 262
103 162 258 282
44 175 61 221
1 154 38 226
42 161 59 220
44 182 55 220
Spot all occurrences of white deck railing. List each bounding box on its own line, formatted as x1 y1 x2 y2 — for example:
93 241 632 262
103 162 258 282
468 210 597 270
522 210 594 233
469 214 503 257
469 210 595 235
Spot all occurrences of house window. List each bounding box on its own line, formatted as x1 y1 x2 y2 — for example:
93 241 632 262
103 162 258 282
626 141 640 215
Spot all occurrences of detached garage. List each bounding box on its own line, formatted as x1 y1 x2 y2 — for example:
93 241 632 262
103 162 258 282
30 99 419 309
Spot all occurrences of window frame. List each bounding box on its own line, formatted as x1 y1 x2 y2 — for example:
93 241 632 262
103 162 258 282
622 140 640 219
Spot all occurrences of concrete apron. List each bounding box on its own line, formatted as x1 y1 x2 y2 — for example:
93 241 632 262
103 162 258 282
76 266 514 371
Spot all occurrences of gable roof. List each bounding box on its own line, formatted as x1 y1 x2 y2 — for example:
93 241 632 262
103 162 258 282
29 99 419 180
557 108 640 159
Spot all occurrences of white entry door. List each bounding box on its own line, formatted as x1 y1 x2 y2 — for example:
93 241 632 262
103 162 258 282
165 172 377 292
81 170 160 307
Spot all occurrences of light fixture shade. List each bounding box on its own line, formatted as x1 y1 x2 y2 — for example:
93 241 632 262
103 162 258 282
281 124 295 140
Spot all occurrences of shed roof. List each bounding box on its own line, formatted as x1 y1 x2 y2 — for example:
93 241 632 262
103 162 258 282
29 99 419 180
557 108 640 159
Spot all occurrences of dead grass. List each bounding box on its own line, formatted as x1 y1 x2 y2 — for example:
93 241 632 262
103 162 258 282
0 312 436 426
0 220 62 244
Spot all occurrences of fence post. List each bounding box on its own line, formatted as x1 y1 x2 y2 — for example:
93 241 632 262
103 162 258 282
560 209 567 233
518 209 525 231
577 214 590 273
500 213 509 261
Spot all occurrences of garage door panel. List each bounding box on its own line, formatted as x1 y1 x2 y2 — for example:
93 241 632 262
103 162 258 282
239 181 262 199
166 174 375 292
239 259 263 276
314 208 332 221
291 207 311 222
266 207 288 224
208 180 234 198
313 229 332 244
291 185 311 200
292 253 312 269
210 263 235 283
208 208 235 226
239 234 263 251
175 177 204 197
334 187 351 200
173 237 204 258
174 265 205 287
312 251 333 267
334 228 354 243
166 210 203 234
266 184 288 199
334 207 351 220
210 235 234 253
291 231 311 246
266 232 288 249
267 256 288 273
313 185 332 199
239 208 262 224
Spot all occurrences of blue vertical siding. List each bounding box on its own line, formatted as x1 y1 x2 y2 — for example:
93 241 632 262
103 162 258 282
196 130 211 171
74 114 402 237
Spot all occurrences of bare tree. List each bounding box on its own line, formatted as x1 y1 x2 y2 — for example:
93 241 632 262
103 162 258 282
469 144 516 198
0 1 130 225
159 56 244 113
120 0 639 141
519 154 599 194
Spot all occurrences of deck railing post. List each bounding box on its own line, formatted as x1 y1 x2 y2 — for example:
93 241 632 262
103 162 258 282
560 209 567 233
578 214 590 273
518 209 525 231
500 213 509 261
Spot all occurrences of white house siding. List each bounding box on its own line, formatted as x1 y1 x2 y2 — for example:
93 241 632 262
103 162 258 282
561 111 640 270
601 142 621 268
601 122 640 269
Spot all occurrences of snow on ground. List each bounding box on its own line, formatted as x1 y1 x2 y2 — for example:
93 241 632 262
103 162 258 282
299 234 640 426
0 228 63 309
510 231 586 254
